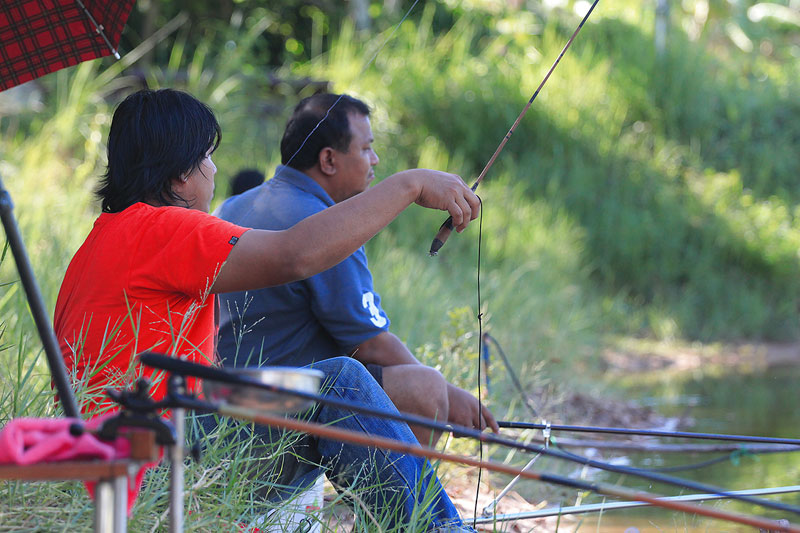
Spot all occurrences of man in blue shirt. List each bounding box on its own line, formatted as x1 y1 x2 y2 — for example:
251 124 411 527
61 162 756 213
216 93 498 445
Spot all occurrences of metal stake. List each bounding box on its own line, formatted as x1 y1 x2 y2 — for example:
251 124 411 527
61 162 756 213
482 422 549 516
169 406 185 533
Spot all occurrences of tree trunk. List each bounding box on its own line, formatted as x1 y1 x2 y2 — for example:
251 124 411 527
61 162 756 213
139 0 160 69
350 0 371 31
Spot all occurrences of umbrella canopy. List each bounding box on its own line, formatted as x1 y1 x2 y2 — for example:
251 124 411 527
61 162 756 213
0 0 135 92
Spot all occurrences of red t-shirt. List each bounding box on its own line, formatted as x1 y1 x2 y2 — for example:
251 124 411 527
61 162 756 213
54 203 249 412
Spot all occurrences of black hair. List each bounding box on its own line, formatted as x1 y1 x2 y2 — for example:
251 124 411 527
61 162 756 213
229 168 265 196
280 93 370 171
97 88 221 213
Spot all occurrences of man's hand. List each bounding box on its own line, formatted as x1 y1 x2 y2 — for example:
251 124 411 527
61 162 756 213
446 383 499 434
395 169 480 232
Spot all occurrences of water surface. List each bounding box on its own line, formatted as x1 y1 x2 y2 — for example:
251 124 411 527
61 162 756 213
573 365 800 532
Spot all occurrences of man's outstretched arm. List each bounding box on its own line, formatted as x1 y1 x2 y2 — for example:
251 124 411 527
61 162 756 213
211 169 478 294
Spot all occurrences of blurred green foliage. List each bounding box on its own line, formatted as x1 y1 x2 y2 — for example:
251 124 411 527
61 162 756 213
297 0 800 342
1 0 799 526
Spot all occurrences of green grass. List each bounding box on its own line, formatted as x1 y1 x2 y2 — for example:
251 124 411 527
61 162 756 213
300 1 800 343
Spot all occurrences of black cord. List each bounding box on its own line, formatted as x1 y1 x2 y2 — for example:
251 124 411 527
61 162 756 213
639 446 798 473
551 441 775 474
649 454 747 473
483 332 540 419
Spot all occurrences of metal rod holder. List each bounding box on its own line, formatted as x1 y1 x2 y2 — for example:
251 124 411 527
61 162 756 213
169 404 185 532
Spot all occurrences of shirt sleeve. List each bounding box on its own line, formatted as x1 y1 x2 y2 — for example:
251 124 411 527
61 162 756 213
134 207 249 298
305 247 390 353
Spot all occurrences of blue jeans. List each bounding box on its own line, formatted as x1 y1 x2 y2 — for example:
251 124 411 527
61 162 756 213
198 357 468 531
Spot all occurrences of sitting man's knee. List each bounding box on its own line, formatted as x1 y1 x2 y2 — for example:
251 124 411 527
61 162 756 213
316 356 371 381
422 367 449 416
416 365 446 387
384 365 449 420
315 356 385 401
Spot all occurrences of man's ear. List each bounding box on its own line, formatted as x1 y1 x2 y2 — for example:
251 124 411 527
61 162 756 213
318 147 337 176
172 175 188 195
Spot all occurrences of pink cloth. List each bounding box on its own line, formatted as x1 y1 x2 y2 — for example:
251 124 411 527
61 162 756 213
0 415 159 515
0 417 115 464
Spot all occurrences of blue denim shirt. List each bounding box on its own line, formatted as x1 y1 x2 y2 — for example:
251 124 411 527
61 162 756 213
214 165 390 368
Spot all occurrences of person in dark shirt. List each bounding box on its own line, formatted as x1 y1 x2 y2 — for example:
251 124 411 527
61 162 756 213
229 168 265 196
216 93 498 446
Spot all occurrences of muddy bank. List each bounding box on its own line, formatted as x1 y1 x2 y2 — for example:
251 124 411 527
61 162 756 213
601 339 800 375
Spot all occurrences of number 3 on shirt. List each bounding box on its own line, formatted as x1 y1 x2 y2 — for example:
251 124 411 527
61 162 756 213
362 291 387 328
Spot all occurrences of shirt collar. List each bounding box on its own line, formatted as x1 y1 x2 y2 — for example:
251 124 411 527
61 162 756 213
270 165 335 207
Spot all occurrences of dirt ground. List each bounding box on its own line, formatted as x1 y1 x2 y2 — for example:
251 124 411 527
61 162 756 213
601 339 800 374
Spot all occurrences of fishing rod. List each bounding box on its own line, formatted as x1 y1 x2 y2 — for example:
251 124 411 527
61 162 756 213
428 0 601 255
180 399 799 533
520 436 799 454
138 352 800 516
471 485 800 525
499 420 800 446
482 422 799 516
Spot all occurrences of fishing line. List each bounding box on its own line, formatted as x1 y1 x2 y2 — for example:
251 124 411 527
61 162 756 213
450 0 602 515
550 440 757 474
618 447 797 474
473 196 484 528
646 452 754 473
433 0 600 510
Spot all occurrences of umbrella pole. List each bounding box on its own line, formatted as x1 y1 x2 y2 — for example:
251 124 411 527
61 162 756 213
0 175 80 418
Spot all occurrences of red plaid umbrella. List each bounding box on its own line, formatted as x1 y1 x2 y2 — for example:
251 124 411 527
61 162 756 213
0 0 136 91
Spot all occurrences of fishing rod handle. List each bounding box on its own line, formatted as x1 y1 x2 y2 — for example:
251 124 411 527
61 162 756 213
428 180 479 256
429 216 454 256
139 352 243 385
